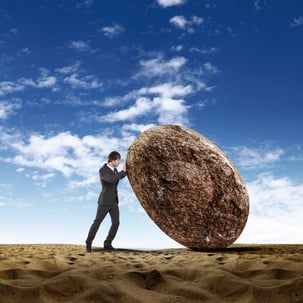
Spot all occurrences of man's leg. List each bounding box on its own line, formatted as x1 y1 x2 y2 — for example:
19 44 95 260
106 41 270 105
86 204 110 251
104 204 120 249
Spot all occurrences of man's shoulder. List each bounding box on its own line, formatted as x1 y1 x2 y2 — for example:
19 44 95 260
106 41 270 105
99 163 110 172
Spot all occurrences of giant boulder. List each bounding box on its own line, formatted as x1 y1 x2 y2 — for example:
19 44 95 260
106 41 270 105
126 125 249 250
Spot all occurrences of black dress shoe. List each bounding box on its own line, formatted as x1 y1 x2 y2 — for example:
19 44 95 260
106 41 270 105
104 244 115 251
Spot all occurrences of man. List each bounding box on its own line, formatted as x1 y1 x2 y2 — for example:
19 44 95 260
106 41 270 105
86 151 127 252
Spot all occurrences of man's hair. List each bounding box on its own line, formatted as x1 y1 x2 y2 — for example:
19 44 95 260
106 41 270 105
108 151 121 163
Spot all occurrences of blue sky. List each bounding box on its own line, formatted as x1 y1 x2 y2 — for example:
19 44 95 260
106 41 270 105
0 0 303 249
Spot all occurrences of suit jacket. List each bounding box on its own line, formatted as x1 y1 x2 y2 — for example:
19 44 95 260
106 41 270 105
97 163 127 205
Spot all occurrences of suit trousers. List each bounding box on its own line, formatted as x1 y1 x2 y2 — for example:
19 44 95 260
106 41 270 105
86 203 120 245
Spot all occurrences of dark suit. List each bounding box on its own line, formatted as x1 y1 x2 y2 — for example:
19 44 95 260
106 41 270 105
86 164 127 246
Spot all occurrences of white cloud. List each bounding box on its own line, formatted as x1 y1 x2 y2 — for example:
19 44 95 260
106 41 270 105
230 146 284 169
0 100 21 120
37 75 57 88
190 47 219 54
19 75 57 90
170 15 187 29
155 96 188 125
64 73 103 89
55 62 104 90
121 123 155 134
290 16 303 27
202 62 220 74
238 173 303 244
101 24 124 38
3 131 133 187
0 69 57 96
138 83 193 98
192 16 204 25
55 62 81 74
102 96 123 107
69 40 90 52
0 81 25 96
98 54 214 126
171 44 183 52
103 97 153 122
32 172 55 188
0 63 106 97
248 173 302 216
101 82 190 125
157 0 186 8
136 55 187 79
170 15 203 33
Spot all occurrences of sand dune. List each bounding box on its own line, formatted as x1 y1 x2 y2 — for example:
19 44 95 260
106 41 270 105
0 244 302 303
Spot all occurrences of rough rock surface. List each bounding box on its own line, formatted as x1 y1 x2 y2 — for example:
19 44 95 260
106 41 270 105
126 125 249 251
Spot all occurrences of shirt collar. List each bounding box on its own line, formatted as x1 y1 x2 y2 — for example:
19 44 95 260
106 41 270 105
107 163 115 171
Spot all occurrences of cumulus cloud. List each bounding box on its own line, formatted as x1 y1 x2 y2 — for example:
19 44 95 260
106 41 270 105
20 75 57 89
55 62 104 89
238 173 303 243
97 54 214 126
229 146 284 169
202 62 219 74
69 40 90 52
171 44 183 52
156 96 188 125
157 0 186 8
101 24 124 38
138 83 193 98
55 62 81 74
170 15 204 33
0 62 108 99
0 75 56 94
136 55 211 91
0 49 218 194
170 16 187 29
63 73 103 89
135 55 187 79
0 68 58 96
101 82 190 125
0 100 21 120
190 47 218 54
103 96 188 125
36 74 57 88
3 131 133 187
0 81 25 96
104 97 153 122
121 123 155 134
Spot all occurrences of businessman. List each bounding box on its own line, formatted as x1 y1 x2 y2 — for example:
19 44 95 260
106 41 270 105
86 151 127 252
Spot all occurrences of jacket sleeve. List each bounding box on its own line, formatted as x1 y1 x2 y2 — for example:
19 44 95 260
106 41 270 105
100 167 127 184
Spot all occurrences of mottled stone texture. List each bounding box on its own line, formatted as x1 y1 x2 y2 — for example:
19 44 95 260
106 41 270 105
126 125 249 251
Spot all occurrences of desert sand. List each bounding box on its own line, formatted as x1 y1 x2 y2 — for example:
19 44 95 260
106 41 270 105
0 244 302 303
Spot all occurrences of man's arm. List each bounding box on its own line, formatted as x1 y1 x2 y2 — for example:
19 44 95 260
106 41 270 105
100 166 126 183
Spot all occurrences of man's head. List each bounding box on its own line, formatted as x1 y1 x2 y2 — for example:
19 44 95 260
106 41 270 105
108 151 121 167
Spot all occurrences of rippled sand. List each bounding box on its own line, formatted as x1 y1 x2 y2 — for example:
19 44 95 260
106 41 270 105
0 244 302 303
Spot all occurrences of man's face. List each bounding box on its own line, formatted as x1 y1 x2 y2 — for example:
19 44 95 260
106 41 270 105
112 158 121 167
